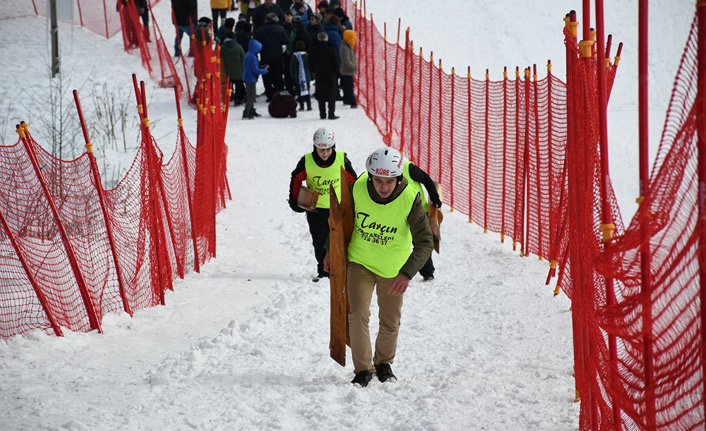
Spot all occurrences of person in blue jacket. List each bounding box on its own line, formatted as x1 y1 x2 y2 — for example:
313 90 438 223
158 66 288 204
243 39 269 119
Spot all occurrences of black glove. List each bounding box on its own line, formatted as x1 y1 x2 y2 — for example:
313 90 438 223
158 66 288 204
289 198 305 213
429 192 442 208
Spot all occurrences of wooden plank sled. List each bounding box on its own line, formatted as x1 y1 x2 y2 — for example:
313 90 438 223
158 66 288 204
327 166 353 366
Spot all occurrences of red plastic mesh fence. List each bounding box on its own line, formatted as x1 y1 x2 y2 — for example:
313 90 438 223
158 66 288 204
0 0 154 39
587 11 705 430
352 2 574 261
347 0 706 429
0 62 229 337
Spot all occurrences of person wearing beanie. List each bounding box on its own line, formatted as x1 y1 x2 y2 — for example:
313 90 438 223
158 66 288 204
317 0 328 15
340 29 357 108
288 127 357 281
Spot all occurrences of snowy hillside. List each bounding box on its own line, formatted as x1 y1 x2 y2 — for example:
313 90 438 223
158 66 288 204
0 1 693 430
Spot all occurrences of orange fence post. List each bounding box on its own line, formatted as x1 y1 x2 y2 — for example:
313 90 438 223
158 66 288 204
467 66 473 223
370 13 377 123
73 90 132 316
426 51 433 175
400 29 411 157
437 58 443 184
450 67 455 211
174 87 201 273
532 64 543 259
501 67 508 242
484 69 489 233
416 46 423 164
16 123 102 333
513 66 520 251
520 67 530 256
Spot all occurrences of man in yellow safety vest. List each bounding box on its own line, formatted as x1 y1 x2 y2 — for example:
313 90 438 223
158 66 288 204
325 147 433 387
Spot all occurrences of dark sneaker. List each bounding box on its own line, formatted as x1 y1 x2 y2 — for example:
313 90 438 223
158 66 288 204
375 363 397 383
328 115 340 120
318 271 329 279
351 371 373 387
422 274 434 282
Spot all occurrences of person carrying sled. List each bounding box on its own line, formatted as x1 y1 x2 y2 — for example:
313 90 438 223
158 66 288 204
324 147 433 387
288 127 357 281
402 160 442 281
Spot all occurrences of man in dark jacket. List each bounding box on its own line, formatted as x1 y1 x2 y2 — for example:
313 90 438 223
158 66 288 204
254 12 289 101
309 32 339 119
252 0 284 32
221 32 246 105
171 0 197 56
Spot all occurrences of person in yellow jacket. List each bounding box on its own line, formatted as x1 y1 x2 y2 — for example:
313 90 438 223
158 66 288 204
324 147 433 387
211 0 233 29
288 127 358 281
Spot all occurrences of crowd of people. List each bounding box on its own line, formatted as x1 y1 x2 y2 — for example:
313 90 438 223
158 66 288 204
170 0 358 120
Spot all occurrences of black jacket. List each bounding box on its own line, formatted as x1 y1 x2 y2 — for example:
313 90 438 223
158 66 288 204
255 23 289 57
308 40 339 101
171 0 197 27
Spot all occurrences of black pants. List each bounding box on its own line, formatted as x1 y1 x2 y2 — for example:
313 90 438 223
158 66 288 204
419 254 435 278
306 209 330 275
211 9 227 30
261 55 284 99
317 98 335 119
233 79 246 103
341 75 356 105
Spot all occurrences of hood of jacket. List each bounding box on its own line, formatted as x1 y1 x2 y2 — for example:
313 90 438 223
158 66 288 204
342 30 355 48
248 38 263 54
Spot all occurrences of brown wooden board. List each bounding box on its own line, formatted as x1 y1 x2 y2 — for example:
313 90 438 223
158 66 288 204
327 166 353 366
428 182 443 253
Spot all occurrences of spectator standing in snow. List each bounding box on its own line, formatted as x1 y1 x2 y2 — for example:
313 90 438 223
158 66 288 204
309 32 339 119
288 127 357 281
242 39 269 119
171 0 198 56
402 160 442 281
323 147 433 387
339 29 357 108
211 0 233 30
221 31 246 105
254 12 288 101
290 40 312 111
234 17 252 52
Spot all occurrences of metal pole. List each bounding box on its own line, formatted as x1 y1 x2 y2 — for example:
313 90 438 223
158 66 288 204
50 0 60 77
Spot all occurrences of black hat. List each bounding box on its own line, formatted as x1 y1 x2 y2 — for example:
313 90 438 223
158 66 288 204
318 1 329 9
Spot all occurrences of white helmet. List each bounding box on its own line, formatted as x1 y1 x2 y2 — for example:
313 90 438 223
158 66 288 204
313 127 335 149
366 147 403 178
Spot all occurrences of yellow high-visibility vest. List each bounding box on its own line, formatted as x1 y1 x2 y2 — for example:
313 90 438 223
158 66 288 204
348 172 418 278
304 150 345 209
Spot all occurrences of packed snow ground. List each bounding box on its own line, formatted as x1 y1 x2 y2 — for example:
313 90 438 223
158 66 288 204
0 1 693 430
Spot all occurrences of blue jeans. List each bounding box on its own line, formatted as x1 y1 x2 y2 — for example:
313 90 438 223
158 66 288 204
174 25 192 56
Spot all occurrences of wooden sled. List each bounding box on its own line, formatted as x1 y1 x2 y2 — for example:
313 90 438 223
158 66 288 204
297 186 320 212
428 182 443 253
327 166 353 367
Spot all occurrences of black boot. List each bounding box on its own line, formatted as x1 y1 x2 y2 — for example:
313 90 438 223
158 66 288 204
374 363 397 383
351 370 373 387
251 108 261 117
242 109 252 119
